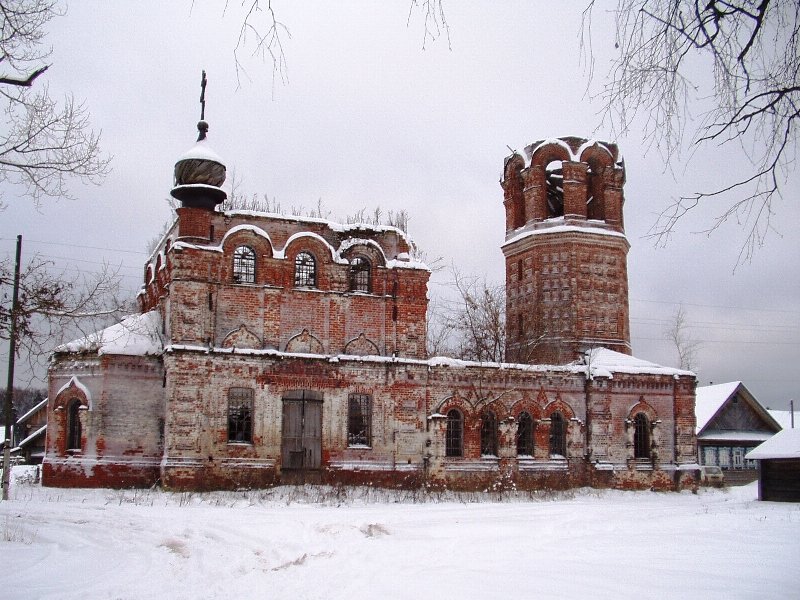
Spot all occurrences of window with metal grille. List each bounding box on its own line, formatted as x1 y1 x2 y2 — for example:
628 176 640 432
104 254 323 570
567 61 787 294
516 411 534 456
228 387 254 443
348 393 372 446
480 411 498 456
67 399 82 451
549 411 566 457
633 413 650 459
445 409 463 457
349 256 371 293
233 246 256 284
294 252 316 287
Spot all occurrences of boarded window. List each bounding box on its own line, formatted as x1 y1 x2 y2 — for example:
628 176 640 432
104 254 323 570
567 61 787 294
348 393 372 446
633 413 650 459
228 387 254 443
67 399 82 451
549 411 567 457
233 246 256 284
446 409 463 457
516 411 534 456
294 252 316 287
349 256 371 293
480 411 498 456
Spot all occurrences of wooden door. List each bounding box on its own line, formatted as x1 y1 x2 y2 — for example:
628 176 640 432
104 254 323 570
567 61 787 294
281 391 322 470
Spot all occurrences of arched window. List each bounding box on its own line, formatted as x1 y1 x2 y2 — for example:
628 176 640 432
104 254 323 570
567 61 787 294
516 411 534 456
67 399 82 451
633 413 650 459
480 411 498 456
445 409 463 457
549 411 567 457
233 246 256 284
294 252 316 287
349 256 371 293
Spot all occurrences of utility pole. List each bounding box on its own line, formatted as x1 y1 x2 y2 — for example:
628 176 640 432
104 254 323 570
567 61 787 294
2 234 22 501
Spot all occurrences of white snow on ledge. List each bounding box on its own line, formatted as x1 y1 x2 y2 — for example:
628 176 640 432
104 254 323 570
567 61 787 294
503 221 627 248
55 311 164 357
162 344 690 378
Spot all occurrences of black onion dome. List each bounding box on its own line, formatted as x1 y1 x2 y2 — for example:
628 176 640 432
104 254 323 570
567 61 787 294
170 120 227 209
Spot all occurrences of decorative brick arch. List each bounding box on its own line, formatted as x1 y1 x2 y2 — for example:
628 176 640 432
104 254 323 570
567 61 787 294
222 229 274 285
434 393 475 420
479 399 509 422
221 225 275 257
53 376 91 411
340 241 387 267
510 394 543 421
543 396 576 420
529 142 571 170
580 144 613 221
53 377 91 455
627 397 657 422
285 329 324 354
222 324 262 350
343 333 381 356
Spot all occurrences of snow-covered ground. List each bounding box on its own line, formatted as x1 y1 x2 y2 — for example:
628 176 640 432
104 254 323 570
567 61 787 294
1 469 797 599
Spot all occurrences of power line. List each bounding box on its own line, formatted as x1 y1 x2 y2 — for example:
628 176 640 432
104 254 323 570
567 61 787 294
0 236 148 256
630 296 799 315
632 336 798 346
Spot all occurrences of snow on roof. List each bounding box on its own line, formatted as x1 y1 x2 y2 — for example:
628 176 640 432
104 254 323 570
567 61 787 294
768 409 797 430
16 397 48 424
172 224 430 271
695 382 742 433
176 141 225 165
223 210 412 243
17 424 46 448
746 427 800 460
585 347 692 378
55 311 163 357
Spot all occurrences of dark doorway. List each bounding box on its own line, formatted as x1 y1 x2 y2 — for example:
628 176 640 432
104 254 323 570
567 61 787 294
281 390 323 470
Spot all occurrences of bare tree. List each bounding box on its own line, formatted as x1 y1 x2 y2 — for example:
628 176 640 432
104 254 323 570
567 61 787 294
583 1 799 261
1 253 128 379
435 267 505 363
664 304 701 371
0 0 109 207
218 1 450 90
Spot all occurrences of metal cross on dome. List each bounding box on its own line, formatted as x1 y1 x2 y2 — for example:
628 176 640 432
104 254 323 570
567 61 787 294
197 70 208 141
200 70 207 121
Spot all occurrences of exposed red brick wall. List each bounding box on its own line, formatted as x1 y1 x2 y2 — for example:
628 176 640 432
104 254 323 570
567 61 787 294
502 138 630 364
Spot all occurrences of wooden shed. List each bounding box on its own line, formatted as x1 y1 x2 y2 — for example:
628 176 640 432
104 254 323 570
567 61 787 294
745 428 800 502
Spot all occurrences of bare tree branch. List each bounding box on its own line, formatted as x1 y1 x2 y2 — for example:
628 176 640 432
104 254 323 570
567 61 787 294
583 1 799 261
0 0 109 205
1 254 130 382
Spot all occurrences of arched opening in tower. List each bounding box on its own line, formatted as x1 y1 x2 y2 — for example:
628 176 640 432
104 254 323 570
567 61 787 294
545 160 564 218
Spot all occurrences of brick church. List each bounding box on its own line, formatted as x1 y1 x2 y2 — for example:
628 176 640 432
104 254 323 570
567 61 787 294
42 119 698 491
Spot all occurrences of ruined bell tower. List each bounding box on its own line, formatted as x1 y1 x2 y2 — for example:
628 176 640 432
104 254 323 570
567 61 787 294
501 137 631 364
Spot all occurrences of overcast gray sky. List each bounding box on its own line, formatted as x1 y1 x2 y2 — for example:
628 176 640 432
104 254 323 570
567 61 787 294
1 2 798 409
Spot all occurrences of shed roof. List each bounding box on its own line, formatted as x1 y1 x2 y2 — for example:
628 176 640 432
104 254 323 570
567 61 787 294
746 428 800 460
